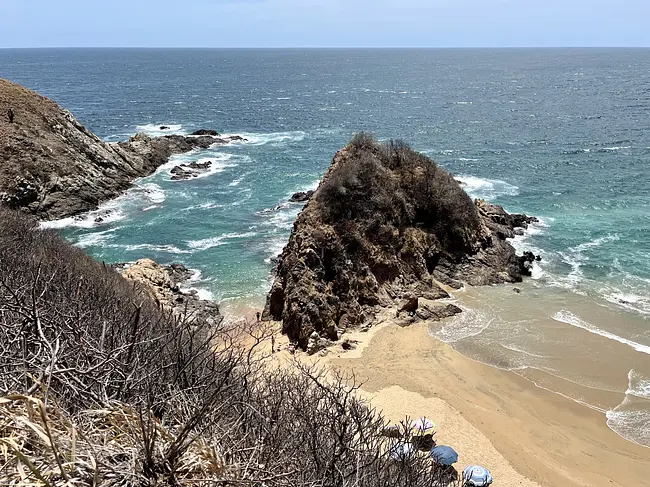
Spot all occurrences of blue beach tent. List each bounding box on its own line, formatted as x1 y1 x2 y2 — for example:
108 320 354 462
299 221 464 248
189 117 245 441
430 445 459 465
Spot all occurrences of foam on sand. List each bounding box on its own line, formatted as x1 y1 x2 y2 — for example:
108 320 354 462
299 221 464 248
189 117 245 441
552 310 650 356
606 370 650 448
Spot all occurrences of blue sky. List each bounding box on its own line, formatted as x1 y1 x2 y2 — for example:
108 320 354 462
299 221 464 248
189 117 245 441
1 0 649 48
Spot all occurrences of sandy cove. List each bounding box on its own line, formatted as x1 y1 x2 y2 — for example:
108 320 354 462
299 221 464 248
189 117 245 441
277 309 650 487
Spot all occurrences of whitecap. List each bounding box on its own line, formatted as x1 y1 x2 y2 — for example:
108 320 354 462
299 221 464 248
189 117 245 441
74 228 120 248
603 290 650 316
458 157 479 162
222 131 307 146
178 269 215 301
186 232 257 252
552 310 650 355
455 174 519 200
134 123 185 136
118 243 192 254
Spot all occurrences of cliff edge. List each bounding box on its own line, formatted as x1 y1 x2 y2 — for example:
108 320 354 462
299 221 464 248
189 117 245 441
0 78 239 220
264 134 537 348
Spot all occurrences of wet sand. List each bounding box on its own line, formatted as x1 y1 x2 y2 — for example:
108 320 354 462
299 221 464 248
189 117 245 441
325 316 650 487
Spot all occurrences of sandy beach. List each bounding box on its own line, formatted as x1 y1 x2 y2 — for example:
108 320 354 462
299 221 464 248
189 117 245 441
309 312 650 487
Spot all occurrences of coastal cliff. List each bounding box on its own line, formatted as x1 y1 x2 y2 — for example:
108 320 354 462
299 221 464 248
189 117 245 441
0 78 240 220
264 134 538 348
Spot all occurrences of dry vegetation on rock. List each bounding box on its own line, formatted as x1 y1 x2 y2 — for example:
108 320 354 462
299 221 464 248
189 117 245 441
265 133 537 348
0 207 461 486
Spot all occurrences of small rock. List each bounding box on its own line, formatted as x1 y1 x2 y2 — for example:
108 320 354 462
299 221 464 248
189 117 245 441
159 126 170 130
513 287 521 294
289 190 315 203
190 129 220 136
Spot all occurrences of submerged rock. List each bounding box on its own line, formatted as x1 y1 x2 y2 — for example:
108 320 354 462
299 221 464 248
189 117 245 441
264 134 537 349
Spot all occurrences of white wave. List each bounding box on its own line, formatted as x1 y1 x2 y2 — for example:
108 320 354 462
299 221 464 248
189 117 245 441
264 237 288 264
454 101 473 105
500 343 549 359
456 174 519 200
178 269 214 301
553 234 620 289
74 228 120 248
600 146 631 152
41 205 126 230
603 291 650 316
223 131 306 147
135 123 185 136
606 370 650 448
141 205 159 212
186 232 257 252
136 183 166 204
552 310 650 355
167 156 238 182
118 243 192 254
458 157 479 162
432 306 493 343
229 175 246 187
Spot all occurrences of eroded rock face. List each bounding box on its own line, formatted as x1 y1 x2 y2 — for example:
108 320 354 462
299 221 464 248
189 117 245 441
0 79 241 220
264 136 538 348
119 259 222 327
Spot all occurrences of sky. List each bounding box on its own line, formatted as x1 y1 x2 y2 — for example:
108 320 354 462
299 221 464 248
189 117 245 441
1 0 649 48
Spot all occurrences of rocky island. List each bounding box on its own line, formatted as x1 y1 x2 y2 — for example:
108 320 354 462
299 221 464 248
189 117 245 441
264 134 538 349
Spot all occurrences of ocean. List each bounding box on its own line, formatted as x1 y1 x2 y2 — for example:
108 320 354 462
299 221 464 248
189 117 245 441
1 48 648 447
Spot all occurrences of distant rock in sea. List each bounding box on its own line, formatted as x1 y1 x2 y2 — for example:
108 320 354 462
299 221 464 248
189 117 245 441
264 134 538 348
0 78 241 220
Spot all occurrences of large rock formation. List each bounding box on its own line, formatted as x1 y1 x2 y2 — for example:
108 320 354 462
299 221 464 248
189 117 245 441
264 134 538 348
0 78 241 220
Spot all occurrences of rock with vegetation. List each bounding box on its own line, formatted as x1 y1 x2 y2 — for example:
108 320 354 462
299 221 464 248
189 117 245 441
0 78 239 220
264 133 538 348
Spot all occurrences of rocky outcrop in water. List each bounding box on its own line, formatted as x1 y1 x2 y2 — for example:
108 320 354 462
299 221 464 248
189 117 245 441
289 190 314 202
264 134 538 348
118 259 222 327
0 79 242 220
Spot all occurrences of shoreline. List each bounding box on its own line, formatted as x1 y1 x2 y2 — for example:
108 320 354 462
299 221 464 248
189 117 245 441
321 316 650 487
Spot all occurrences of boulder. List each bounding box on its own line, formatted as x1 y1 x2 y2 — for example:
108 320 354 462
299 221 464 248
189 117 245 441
190 129 220 136
159 126 170 130
289 190 315 203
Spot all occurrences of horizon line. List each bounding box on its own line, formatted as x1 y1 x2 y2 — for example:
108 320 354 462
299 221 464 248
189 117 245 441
2 46 650 50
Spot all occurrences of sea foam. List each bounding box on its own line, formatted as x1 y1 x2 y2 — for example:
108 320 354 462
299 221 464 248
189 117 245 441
552 310 650 356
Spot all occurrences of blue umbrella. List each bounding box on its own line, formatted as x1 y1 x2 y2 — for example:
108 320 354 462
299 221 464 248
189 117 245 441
389 442 415 461
463 465 493 486
430 445 459 465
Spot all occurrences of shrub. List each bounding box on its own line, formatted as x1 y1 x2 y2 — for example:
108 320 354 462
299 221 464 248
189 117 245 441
0 208 461 486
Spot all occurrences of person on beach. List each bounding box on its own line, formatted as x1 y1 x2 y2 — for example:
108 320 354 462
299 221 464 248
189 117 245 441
256 311 261 322
271 334 275 353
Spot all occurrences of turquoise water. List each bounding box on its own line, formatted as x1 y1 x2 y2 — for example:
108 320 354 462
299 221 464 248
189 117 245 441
2 48 648 314
2 48 650 444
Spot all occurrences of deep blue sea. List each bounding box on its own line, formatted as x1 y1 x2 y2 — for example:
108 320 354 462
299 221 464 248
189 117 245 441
1 48 649 446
